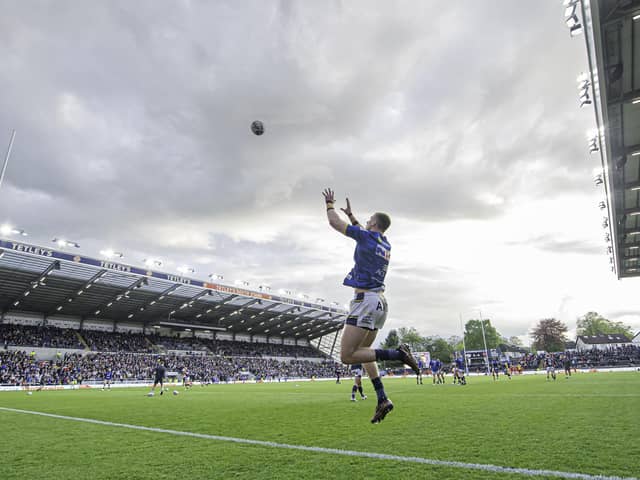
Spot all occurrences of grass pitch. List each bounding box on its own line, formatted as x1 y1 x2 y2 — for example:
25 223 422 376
1 372 638 479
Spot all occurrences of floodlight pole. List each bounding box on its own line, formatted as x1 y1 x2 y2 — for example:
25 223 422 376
0 130 16 193
478 310 490 375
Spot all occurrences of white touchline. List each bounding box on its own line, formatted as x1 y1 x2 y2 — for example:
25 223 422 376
0 407 636 480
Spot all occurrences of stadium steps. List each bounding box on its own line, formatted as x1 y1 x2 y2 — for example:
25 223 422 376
76 331 90 350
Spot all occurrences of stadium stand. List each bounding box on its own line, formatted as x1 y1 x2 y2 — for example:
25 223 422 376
0 324 83 350
0 349 349 386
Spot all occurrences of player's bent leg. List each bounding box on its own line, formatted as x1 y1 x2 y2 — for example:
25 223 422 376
340 325 376 364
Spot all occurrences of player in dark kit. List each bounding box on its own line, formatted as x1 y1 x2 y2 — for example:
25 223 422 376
149 359 166 396
545 355 557 381
323 188 420 424
491 359 500 381
563 355 572 379
503 360 512 380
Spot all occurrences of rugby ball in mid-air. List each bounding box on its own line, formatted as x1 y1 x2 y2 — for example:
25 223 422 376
251 120 264 136
173 390 179 396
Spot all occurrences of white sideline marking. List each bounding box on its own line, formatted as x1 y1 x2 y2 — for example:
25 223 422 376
0 407 636 480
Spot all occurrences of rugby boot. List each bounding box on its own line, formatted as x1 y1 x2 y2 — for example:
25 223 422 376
371 399 394 424
398 344 420 375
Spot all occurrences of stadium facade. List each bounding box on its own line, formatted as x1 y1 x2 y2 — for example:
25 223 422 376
576 0 640 278
0 238 347 359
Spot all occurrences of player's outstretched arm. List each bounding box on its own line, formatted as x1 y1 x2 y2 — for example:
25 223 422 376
323 188 348 234
340 198 360 227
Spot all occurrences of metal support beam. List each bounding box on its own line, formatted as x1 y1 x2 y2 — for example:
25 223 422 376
127 283 182 320
87 276 148 317
329 330 339 359
50 269 108 315
4 260 61 313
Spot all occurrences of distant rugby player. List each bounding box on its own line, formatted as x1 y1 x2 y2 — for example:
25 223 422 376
545 355 557 381
503 360 512 380
323 188 420 424
563 355 572 379
491 359 500 381
350 364 367 401
454 356 466 385
149 359 166 396
429 358 440 384
102 368 113 390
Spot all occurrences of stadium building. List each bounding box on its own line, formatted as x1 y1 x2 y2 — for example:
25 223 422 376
0 237 347 363
573 0 640 278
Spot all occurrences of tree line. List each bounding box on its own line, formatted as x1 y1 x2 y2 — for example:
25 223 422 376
379 311 635 363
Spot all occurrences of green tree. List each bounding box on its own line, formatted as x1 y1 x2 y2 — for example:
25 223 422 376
531 318 568 352
425 337 454 363
576 312 633 338
464 319 502 350
508 335 524 347
380 329 400 349
447 335 464 352
397 327 425 351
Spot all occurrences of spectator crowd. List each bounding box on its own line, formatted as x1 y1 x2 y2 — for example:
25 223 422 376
1 324 327 358
0 350 349 386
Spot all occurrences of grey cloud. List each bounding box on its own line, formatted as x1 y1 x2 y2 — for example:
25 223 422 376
506 236 602 255
0 1 611 340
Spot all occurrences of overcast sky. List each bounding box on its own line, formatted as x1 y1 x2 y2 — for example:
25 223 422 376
1 1 638 344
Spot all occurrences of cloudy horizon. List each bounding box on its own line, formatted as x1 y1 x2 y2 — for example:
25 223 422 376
1 1 639 345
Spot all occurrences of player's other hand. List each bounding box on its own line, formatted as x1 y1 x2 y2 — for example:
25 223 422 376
341 198 352 217
322 188 336 204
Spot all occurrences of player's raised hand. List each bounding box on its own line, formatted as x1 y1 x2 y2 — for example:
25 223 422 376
322 188 336 204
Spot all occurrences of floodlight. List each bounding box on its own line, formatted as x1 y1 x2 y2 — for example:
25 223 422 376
177 266 195 274
0 224 27 237
53 238 80 248
633 14 640 21
144 258 163 267
100 249 124 259
598 201 606 210
569 23 583 36
602 218 609 228
258 284 271 291
593 174 604 185
235 280 250 286
209 273 224 280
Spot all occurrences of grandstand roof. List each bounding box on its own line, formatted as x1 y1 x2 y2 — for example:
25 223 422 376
0 238 347 343
583 0 640 278
576 333 631 345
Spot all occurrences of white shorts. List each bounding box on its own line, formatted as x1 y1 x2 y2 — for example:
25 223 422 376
546 366 555 373
345 291 388 331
